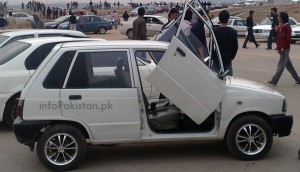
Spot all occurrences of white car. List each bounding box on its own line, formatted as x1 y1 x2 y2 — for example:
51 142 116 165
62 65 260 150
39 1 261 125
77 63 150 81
0 29 86 48
291 25 300 43
0 37 106 128
252 17 299 39
233 1 246 7
291 0 300 3
120 15 168 39
13 3 292 171
12 12 34 22
129 6 155 16
228 19 247 36
245 0 256 6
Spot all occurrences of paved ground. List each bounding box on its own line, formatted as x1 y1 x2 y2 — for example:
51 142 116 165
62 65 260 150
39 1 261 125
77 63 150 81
0 29 299 172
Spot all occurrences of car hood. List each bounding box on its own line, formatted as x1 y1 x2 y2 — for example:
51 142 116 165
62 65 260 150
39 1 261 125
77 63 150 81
227 76 282 96
253 25 271 30
292 26 300 31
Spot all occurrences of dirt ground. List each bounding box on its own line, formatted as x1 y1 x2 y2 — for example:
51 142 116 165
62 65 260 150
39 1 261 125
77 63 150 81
12 3 300 29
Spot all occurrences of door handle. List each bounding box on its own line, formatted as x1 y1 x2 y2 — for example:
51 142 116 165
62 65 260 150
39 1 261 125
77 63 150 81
176 47 186 57
69 95 82 100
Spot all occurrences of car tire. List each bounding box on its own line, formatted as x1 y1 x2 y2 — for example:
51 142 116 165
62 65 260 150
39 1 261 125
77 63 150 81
99 27 106 34
226 115 273 160
291 40 297 44
126 29 133 39
37 124 87 171
3 93 20 128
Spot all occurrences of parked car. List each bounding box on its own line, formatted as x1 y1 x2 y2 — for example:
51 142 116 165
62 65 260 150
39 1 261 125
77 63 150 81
156 5 169 13
148 5 158 14
14 3 293 171
0 37 105 127
233 1 246 7
252 17 299 39
120 15 168 39
45 15 70 29
58 15 113 34
245 0 256 6
0 29 86 48
214 2 228 9
291 25 300 43
291 0 300 3
228 19 247 36
11 12 34 22
129 6 154 16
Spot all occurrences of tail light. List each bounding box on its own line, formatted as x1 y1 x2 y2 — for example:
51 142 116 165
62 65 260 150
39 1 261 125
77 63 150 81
17 99 24 119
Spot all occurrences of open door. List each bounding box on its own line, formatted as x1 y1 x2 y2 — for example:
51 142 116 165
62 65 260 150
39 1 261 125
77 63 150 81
146 36 225 124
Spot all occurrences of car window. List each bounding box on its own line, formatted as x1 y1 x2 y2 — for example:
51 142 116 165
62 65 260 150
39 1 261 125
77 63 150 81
135 50 165 64
289 19 296 25
259 18 272 25
38 34 62 37
43 51 76 89
66 51 132 88
0 35 8 44
54 16 70 22
152 17 164 25
20 14 27 17
0 41 31 65
84 16 90 22
234 20 245 26
3 34 35 46
93 16 100 21
25 43 57 70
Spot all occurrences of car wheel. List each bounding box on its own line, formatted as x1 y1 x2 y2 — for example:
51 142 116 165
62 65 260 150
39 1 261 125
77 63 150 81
291 40 297 44
4 93 20 128
37 124 87 171
126 29 133 39
99 27 106 34
226 115 273 160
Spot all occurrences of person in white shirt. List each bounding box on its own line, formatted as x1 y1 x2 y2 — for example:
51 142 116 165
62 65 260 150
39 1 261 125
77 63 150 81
106 12 112 24
181 9 193 36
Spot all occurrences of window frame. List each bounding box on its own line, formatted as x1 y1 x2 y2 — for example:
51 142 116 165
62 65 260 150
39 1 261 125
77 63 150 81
62 49 134 89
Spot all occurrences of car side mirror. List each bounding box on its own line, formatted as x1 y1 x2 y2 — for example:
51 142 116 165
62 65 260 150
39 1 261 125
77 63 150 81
218 70 229 80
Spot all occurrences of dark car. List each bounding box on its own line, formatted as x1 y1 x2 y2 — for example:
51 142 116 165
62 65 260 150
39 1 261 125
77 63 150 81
45 15 70 29
214 2 228 9
58 15 113 34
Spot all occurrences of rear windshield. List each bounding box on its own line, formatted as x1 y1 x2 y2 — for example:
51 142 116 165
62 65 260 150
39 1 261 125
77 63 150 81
0 35 9 45
0 41 31 65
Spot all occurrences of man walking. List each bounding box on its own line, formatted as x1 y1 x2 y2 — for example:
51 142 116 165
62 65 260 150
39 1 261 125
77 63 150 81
266 7 279 50
243 10 260 48
6 12 16 29
132 7 146 40
266 12 300 86
69 12 77 31
212 10 238 76
78 12 85 31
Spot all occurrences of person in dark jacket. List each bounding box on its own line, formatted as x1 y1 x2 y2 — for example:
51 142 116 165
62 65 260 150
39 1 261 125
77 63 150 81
243 10 260 48
266 7 279 50
212 10 238 76
191 9 208 49
46 7 51 19
122 11 129 22
266 12 300 86
132 7 146 40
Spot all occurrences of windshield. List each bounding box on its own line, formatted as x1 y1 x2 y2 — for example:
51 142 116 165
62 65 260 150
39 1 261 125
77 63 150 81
157 17 168 24
54 15 70 22
0 35 9 45
259 18 272 25
0 41 31 65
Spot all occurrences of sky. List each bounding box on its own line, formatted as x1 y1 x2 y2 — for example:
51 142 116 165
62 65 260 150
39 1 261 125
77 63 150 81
6 0 184 5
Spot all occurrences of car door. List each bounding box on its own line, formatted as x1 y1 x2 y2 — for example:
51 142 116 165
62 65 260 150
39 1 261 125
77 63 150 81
232 19 246 35
60 49 141 141
145 17 164 37
82 16 92 32
146 36 226 124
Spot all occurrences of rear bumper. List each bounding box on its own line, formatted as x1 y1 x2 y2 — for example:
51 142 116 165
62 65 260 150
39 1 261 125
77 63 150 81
270 114 293 137
13 117 51 150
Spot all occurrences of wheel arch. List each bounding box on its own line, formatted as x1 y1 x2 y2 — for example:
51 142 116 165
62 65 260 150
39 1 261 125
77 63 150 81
224 111 272 140
3 92 21 123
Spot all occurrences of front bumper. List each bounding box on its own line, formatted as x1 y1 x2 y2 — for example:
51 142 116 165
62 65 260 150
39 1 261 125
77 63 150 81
13 117 51 150
270 114 293 137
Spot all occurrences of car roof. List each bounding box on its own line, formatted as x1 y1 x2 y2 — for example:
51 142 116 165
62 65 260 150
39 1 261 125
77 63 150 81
1 29 86 37
18 37 104 44
60 40 169 49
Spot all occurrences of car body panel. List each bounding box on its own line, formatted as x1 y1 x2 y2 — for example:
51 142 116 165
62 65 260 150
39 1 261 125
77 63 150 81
120 15 168 38
229 19 247 36
12 12 34 22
